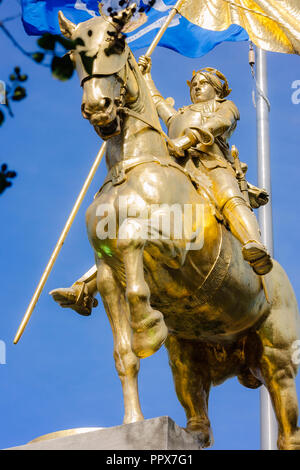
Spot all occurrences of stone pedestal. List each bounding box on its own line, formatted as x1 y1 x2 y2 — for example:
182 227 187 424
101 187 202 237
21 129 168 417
7 416 201 450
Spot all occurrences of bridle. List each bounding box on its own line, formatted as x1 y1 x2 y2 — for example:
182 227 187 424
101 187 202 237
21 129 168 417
80 72 125 89
79 55 176 150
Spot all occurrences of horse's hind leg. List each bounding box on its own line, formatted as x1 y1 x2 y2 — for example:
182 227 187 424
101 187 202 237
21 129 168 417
253 268 300 449
118 226 168 359
97 260 143 424
166 334 213 449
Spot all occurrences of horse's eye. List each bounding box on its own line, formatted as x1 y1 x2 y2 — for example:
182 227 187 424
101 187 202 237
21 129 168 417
88 30 93 37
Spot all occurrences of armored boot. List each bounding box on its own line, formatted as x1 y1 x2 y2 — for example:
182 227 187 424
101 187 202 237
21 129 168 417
222 197 273 275
50 266 98 316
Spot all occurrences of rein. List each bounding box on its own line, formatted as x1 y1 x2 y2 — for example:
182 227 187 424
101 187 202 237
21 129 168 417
118 106 176 150
80 73 124 88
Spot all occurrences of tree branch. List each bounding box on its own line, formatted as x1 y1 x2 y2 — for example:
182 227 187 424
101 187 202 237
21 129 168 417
0 22 48 67
0 22 32 57
1 13 21 23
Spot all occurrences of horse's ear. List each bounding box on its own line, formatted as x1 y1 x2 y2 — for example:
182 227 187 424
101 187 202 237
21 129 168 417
58 10 76 39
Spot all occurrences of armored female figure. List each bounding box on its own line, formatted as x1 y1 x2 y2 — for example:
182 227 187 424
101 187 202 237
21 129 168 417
139 56 272 276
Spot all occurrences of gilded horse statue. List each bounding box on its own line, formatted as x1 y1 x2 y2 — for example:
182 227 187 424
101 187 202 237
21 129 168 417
54 7 300 449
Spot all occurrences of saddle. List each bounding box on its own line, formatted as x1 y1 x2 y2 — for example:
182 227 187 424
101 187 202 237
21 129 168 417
94 153 268 225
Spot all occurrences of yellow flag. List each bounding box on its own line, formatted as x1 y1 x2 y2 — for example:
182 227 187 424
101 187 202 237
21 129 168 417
178 0 300 54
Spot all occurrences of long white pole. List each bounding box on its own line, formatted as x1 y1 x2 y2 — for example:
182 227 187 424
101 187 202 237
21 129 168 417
256 47 277 450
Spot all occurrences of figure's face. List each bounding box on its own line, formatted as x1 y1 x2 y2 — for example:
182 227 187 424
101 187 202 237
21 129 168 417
190 74 217 103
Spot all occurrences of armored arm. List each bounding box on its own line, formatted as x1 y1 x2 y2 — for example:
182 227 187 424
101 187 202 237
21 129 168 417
138 56 176 126
199 100 240 139
169 100 240 157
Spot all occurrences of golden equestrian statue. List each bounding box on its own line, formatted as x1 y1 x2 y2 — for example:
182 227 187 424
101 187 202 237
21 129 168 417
49 5 299 450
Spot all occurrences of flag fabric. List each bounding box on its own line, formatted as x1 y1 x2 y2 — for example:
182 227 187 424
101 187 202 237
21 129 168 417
179 0 300 55
21 0 249 58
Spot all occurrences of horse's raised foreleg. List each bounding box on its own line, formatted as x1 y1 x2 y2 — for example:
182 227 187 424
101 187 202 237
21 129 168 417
118 222 168 359
97 260 144 424
166 334 213 449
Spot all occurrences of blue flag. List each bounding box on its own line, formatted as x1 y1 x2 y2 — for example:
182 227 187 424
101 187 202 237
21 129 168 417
21 0 249 58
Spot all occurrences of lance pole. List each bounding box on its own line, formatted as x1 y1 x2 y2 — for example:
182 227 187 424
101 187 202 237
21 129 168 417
14 0 186 344
256 47 277 450
13 143 107 344
144 0 186 57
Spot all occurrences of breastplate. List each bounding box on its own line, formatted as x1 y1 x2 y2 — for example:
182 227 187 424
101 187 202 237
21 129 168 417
168 100 219 139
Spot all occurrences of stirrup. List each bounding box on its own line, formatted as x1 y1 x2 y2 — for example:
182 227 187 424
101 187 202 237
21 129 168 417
50 282 98 316
242 241 273 275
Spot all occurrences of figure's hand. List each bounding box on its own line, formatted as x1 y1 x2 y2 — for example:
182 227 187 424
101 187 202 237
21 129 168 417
168 137 186 158
185 128 214 146
198 129 214 145
138 55 152 74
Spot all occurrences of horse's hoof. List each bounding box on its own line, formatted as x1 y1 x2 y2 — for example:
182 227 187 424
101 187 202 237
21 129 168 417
242 241 273 275
131 310 168 359
238 369 262 389
278 428 300 450
186 419 213 449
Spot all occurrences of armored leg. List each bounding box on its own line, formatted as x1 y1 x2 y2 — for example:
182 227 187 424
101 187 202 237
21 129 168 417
222 197 273 275
208 166 273 275
50 265 98 316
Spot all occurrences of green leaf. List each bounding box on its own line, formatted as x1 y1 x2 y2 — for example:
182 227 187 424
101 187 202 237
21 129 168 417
0 164 17 194
37 34 56 51
0 110 5 126
19 74 28 82
51 55 74 81
55 35 77 51
6 171 17 178
32 52 45 63
12 86 26 101
9 74 16 81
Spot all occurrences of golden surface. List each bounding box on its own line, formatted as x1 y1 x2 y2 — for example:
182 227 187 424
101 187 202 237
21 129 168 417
179 0 300 54
14 0 183 344
48 9 300 450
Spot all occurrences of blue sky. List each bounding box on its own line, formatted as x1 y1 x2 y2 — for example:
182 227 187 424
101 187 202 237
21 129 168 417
0 0 299 450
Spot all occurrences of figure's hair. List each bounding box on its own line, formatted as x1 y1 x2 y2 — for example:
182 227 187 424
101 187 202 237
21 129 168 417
187 68 231 99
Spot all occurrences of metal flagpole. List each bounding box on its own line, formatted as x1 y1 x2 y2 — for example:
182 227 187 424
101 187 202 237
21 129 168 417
256 47 278 450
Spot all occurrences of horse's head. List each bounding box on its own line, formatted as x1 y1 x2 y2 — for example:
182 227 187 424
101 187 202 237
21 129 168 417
58 4 137 139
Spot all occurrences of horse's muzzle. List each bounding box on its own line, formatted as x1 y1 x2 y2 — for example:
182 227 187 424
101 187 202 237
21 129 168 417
81 97 116 126
94 116 121 140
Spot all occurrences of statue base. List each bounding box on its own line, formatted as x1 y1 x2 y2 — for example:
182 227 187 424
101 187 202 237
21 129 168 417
7 416 201 450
